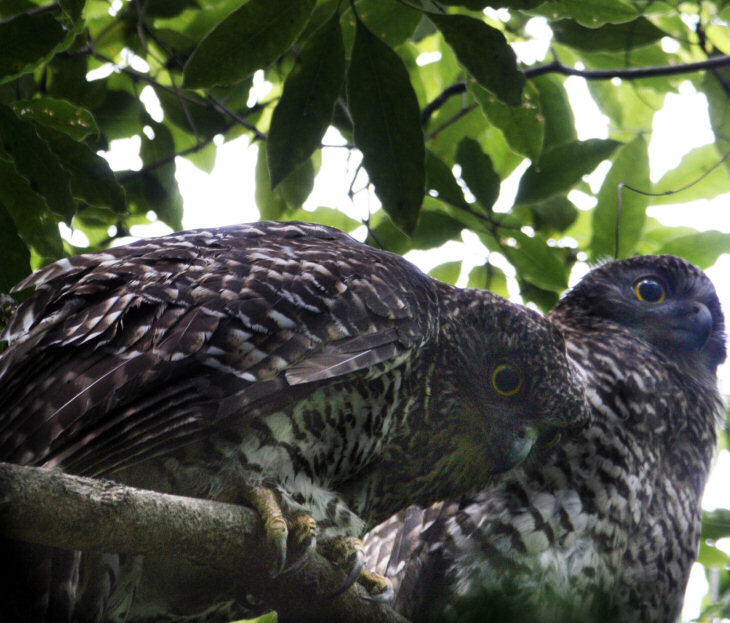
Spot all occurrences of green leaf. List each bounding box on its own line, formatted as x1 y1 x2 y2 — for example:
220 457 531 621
533 75 576 149
0 203 31 291
46 55 104 110
638 217 696 254
704 70 730 167
411 210 465 250
519 281 560 312
505 231 568 291
365 214 411 255
470 82 544 162
657 231 730 269
456 137 500 211
428 260 462 285
651 145 730 205
0 13 67 83
278 158 315 209
425 150 468 209
530 196 578 233
515 139 621 205
154 88 230 137
124 123 183 230
697 539 730 568
587 79 663 136
92 91 146 141
285 206 360 232
341 0 422 51
591 135 650 259
59 0 85 24
552 17 666 52
365 203 463 254
137 0 198 18
0 2 35 19
467 263 508 298
426 92 484 161
255 145 287 220
12 98 98 141
36 125 126 214
183 0 316 88
347 20 425 234
167 123 218 173
268 12 345 189
439 0 543 8
428 13 524 107
0 160 64 262
527 0 638 26
0 103 75 221
703 509 730 541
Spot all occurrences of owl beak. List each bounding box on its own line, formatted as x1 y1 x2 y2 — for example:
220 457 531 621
490 424 538 473
666 301 713 351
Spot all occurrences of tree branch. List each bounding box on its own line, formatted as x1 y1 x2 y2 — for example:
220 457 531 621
525 54 730 80
116 129 230 183
421 54 730 124
0 462 409 623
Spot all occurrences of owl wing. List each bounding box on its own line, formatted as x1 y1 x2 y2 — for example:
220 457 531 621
363 501 459 618
0 222 438 476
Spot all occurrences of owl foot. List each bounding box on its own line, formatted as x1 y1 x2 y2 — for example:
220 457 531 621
318 536 393 601
244 485 316 577
318 535 364 597
358 569 395 602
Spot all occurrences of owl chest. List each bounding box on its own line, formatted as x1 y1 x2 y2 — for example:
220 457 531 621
480 426 688 618
229 367 410 489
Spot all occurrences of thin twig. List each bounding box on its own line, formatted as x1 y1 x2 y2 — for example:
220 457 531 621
525 54 730 80
117 128 233 183
420 55 730 124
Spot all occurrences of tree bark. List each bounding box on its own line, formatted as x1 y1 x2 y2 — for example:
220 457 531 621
0 461 409 623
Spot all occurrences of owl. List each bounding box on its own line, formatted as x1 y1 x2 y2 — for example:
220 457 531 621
0 221 588 621
363 254 727 622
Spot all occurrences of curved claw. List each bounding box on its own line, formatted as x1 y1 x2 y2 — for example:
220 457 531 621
360 583 394 603
241 485 289 577
281 512 317 575
281 546 314 576
264 515 288 578
326 546 365 598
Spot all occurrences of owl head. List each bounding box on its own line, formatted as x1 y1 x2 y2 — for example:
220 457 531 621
553 254 726 385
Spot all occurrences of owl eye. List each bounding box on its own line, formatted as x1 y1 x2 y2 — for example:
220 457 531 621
633 278 665 304
491 363 522 396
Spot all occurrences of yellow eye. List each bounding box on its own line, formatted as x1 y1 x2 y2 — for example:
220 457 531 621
491 363 522 396
634 278 665 304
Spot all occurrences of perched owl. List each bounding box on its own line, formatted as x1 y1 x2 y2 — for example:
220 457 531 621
0 221 588 622
363 254 727 623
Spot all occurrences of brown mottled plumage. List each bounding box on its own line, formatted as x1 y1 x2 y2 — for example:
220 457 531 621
363 254 726 623
0 221 587 622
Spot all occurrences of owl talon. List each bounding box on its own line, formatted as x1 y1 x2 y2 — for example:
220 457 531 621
289 512 318 552
241 485 291 577
280 546 314 575
280 511 317 575
318 536 366 598
335 547 366 598
264 515 288 577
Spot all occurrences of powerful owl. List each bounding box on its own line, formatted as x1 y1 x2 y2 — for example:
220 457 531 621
0 221 587 621
363 254 726 622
